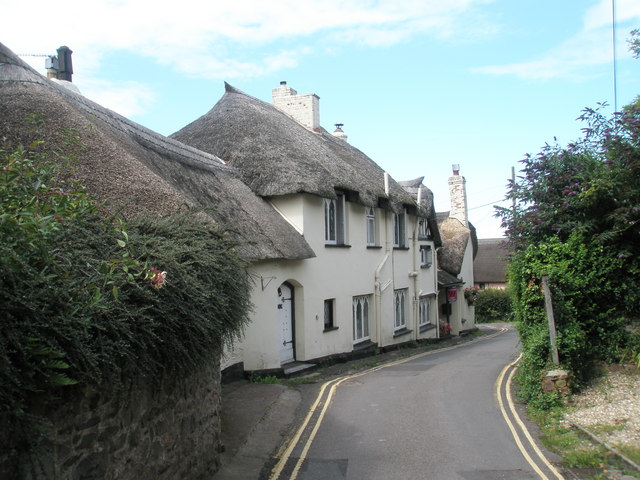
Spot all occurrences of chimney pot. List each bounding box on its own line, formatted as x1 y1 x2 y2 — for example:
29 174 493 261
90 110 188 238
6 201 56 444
280 81 287 85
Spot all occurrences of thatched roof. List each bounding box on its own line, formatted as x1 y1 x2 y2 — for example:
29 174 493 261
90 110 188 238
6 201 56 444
436 212 478 276
0 42 313 262
473 238 510 284
398 177 442 248
171 83 417 213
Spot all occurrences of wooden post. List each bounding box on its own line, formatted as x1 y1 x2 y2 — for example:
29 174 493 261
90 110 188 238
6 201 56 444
541 275 560 364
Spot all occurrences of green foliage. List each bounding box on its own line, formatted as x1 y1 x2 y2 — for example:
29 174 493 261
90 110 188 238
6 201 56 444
474 288 512 323
497 98 640 409
1 138 251 441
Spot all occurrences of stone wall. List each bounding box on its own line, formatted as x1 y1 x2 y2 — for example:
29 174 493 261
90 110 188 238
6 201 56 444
3 356 222 480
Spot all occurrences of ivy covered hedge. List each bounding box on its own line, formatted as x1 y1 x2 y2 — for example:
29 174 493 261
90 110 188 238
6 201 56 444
1 140 252 440
498 97 640 408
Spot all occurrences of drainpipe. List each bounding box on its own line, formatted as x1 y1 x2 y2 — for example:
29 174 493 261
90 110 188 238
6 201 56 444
409 218 419 341
435 246 443 339
374 209 391 347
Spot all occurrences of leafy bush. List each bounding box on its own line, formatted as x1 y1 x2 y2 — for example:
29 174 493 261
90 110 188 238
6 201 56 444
497 96 640 408
0 139 251 442
474 288 512 323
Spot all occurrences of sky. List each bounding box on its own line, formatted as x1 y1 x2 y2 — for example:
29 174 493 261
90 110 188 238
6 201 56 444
5 0 640 239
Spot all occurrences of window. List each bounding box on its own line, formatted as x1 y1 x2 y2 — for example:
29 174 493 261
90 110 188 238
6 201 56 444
420 245 433 268
418 218 431 240
366 207 376 246
393 212 406 248
324 194 345 245
352 295 370 343
324 299 335 330
394 289 407 330
419 297 433 326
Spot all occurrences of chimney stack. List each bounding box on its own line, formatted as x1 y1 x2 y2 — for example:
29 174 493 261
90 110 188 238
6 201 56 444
448 164 468 227
272 81 320 130
332 123 348 142
45 46 73 82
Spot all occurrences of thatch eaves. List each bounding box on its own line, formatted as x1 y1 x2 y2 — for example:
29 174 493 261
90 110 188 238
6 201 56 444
171 83 416 213
398 177 443 248
0 42 314 262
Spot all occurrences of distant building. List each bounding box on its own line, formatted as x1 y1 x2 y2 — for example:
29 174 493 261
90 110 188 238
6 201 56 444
473 238 510 289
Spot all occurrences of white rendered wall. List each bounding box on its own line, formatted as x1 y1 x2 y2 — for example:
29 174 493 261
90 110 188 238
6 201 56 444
229 194 439 371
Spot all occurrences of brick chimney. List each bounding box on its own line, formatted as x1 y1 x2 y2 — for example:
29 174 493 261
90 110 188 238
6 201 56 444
448 164 468 227
45 46 73 82
272 81 320 130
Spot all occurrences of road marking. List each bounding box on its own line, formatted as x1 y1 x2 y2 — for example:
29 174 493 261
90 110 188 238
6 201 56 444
269 325 508 480
496 356 565 480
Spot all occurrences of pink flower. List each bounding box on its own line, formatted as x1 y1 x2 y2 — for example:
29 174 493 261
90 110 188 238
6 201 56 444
148 267 167 289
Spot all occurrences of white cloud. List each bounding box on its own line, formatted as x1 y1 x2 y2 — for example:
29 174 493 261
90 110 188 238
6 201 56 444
474 0 640 81
5 0 494 80
82 79 156 117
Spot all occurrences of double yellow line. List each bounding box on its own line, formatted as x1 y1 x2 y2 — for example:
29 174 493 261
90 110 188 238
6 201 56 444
496 355 565 480
269 326 507 480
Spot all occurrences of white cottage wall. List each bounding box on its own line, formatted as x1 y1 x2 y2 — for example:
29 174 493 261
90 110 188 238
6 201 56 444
225 194 440 373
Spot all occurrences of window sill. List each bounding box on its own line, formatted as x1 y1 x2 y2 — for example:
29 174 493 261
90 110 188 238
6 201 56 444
393 328 412 338
419 323 436 333
323 326 339 333
352 339 376 351
366 245 383 249
393 246 410 251
420 263 432 269
325 244 352 248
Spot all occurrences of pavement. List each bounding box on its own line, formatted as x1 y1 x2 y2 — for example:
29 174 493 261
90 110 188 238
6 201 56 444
212 380 308 480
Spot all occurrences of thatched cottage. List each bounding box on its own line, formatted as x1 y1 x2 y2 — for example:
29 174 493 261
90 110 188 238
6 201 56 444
172 82 458 374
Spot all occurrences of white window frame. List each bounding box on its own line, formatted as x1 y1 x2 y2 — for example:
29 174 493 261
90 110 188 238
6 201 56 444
324 194 345 245
352 295 371 343
393 212 406 248
418 218 431 240
420 245 433 268
366 207 376 246
419 296 433 327
394 289 407 331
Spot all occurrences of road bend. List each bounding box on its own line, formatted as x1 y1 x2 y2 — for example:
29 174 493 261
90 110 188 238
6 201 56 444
269 325 564 480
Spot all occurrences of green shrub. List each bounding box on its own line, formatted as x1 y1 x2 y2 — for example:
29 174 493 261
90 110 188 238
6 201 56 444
474 288 512 322
0 139 251 443
510 232 635 407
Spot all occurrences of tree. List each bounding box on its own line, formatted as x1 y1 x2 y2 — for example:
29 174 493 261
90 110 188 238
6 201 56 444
496 99 640 407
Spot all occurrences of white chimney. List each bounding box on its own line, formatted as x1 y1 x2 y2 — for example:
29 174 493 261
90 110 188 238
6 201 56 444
272 81 320 130
448 164 468 227
332 123 348 142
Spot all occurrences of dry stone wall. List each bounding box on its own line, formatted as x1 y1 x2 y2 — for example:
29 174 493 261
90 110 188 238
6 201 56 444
3 357 222 480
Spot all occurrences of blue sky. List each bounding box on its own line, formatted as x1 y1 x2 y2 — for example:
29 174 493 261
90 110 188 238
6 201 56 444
7 0 640 238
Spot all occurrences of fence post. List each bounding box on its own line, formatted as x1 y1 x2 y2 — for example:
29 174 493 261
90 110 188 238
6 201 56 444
541 275 560 364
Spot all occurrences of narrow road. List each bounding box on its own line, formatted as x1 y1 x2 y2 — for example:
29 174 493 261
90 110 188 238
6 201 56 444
271 326 562 480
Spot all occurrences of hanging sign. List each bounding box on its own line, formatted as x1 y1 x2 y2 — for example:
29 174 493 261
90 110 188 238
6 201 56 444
447 287 458 303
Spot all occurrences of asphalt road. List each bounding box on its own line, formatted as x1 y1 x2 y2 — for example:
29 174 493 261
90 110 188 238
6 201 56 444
281 327 543 480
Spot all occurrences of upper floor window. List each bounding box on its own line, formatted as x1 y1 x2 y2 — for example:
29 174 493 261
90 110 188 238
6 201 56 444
324 194 345 245
366 207 376 246
420 245 433 268
393 212 406 248
418 218 431 240
394 289 407 330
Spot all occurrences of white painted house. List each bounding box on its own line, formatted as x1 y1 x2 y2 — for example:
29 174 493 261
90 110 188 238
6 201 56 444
172 83 446 374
